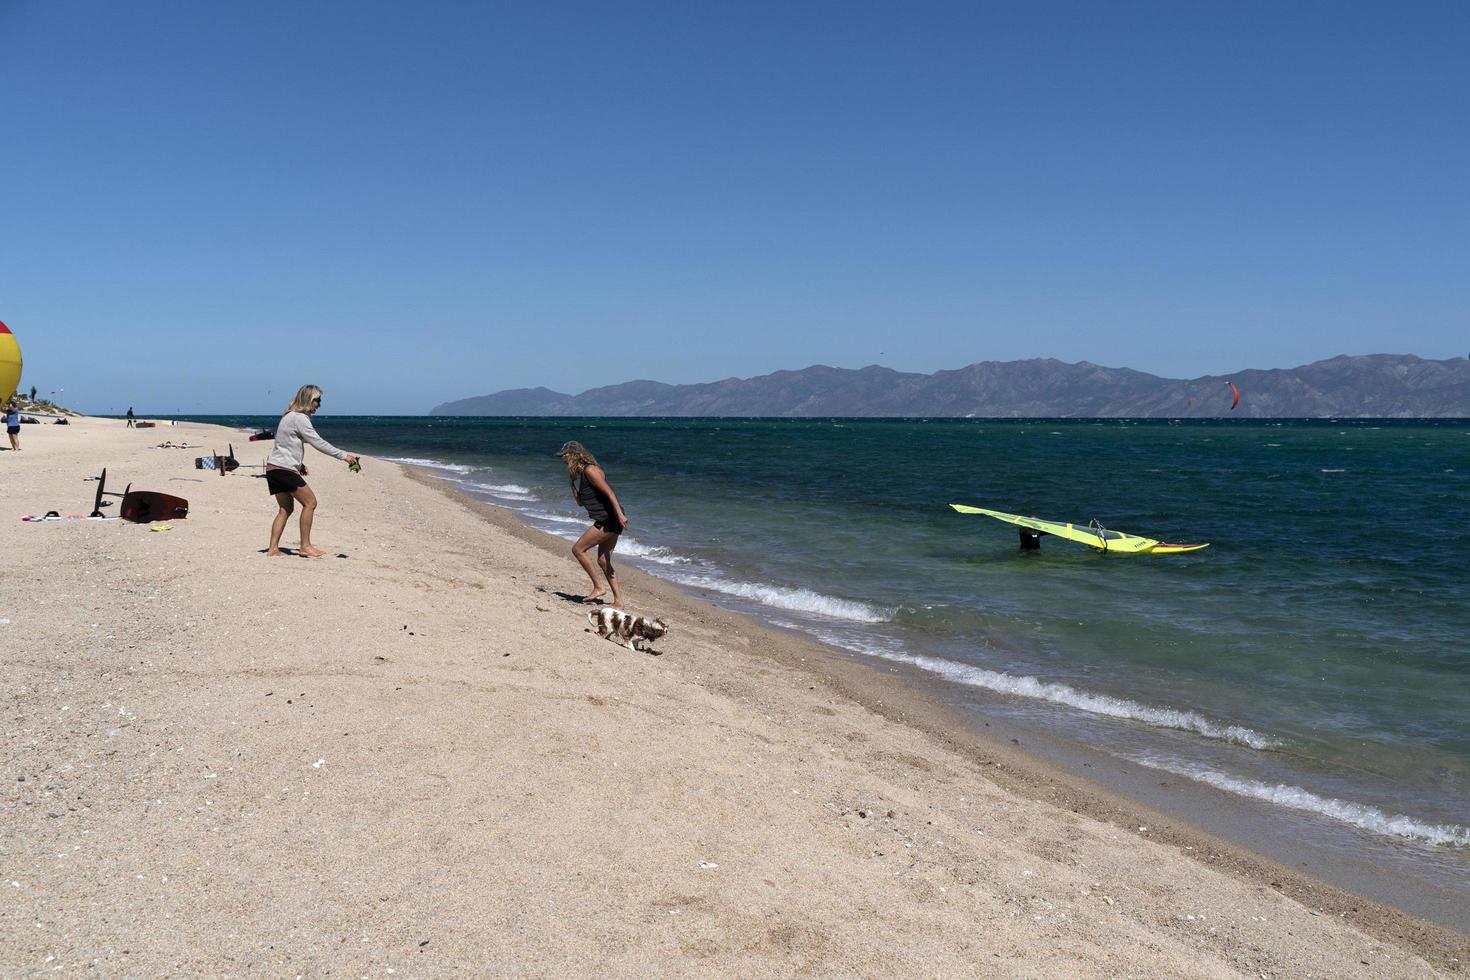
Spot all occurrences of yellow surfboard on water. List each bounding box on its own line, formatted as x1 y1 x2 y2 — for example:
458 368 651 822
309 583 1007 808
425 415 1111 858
0 320 21 401
949 504 1209 555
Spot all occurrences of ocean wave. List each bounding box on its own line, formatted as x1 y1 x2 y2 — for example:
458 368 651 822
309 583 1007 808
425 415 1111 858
616 538 693 566
528 513 588 525
669 573 892 623
805 639 1280 749
465 480 531 494
1129 756 1470 847
457 479 535 500
383 456 477 474
510 515 693 566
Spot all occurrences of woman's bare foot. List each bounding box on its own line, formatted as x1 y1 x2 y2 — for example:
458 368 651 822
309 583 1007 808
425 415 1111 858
581 588 607 604
266 548 287 557
299 545 325 558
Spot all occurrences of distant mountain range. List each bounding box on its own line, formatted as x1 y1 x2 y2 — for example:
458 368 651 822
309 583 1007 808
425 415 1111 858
431 354 1470 418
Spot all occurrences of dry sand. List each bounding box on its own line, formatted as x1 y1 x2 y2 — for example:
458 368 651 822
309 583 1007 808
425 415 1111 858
2 416 1466 977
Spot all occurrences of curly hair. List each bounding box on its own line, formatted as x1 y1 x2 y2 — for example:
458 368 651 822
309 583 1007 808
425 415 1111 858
562 444 599 478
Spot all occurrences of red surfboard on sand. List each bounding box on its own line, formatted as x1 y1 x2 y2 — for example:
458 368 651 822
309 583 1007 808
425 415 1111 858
119 491 188 523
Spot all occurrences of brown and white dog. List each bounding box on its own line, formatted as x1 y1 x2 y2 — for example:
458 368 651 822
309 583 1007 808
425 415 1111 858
587 607 669 653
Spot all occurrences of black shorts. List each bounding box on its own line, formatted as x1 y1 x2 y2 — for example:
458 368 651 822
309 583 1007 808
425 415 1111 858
594 517 623 535
6 426 18 435
266 468 307 495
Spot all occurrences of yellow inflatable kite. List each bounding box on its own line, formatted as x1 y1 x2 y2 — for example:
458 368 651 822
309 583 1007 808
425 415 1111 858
0 320 21 402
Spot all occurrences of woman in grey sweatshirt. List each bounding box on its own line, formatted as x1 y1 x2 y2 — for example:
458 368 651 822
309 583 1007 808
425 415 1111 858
265 384 360 557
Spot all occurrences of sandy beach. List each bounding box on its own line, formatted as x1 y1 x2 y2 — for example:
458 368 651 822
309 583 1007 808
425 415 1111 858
2 416 1465 977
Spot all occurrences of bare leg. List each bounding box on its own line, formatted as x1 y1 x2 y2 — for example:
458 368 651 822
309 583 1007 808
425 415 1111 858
267 492 295 555
294 484 323 557
572 525 617 601
598 536 623 607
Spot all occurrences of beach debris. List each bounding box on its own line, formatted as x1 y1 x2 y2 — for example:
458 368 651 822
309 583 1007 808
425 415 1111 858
312 758 326 769
699 861 719 870
150 523 172 532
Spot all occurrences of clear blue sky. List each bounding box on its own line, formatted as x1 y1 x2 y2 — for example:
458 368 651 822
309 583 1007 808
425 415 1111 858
2 1 1466 414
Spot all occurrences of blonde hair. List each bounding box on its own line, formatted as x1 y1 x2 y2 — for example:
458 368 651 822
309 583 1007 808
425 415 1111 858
563 445 599 478
284 385 322 415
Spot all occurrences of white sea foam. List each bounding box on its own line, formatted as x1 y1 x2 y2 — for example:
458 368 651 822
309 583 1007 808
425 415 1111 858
458 480 535 500
468 481 531 494
615 538 693 565
383 456 476 474
1129 756 1470 847
530 513 589 526
800 640 1280 749
511 514 693 565
669 573 892 623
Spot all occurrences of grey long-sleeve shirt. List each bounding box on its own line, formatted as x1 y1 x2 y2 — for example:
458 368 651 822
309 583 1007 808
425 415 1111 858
265 411 347 473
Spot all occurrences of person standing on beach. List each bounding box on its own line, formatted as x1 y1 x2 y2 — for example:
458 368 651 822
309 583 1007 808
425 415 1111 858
559 440 629 606
5 402 21 450
264 385 359 558
126 406 135 428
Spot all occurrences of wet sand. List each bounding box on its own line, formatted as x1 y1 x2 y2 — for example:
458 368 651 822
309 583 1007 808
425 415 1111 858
2 416 1465 976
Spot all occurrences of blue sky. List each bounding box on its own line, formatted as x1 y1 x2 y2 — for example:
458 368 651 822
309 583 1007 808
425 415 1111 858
2 1 1466 414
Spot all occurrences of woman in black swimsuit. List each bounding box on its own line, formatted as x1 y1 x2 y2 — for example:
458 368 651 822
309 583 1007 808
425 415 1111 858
558 440 629 606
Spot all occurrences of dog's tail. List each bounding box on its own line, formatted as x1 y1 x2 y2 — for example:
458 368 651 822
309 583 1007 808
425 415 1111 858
587 609 600 628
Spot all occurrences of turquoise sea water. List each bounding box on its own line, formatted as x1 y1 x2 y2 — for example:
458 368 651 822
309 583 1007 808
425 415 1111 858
202 416 1470 912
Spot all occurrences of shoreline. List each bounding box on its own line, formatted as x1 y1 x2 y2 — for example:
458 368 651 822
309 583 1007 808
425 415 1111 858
3 415 1464 975
406 468 1470 965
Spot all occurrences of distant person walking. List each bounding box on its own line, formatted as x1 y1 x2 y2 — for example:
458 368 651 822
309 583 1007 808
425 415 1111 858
559 441 629 606
4 402 20 451
264 385 359 558
126 406 135 428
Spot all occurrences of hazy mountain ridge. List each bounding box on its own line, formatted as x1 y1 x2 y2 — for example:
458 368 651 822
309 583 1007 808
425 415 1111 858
432 354 1470 418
